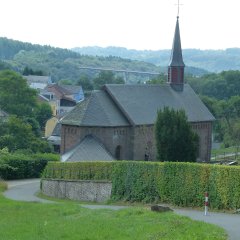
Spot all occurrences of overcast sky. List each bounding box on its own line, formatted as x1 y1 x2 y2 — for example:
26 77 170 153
0 0 239 50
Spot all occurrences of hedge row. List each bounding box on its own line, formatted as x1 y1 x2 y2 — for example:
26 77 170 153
42 161 113 181
42 161 240 210
0 153 59 179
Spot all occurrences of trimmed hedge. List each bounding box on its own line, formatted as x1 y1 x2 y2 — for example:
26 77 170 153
0 153 59 180
42 161 113 181
42 161 240 210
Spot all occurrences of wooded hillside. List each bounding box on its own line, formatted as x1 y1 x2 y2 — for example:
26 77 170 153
73 46 240 73
0 37 207 82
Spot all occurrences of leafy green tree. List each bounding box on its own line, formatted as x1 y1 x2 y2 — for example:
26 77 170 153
155 107 199 162
77 75 94 91
0 116 52 153
58 79 73 85
0 60 10 70
34 103 52 130
24 117 41 137
146 73 166 84
93 71 124 89
0 70 37 117
0 116 35 152
22 66 44 76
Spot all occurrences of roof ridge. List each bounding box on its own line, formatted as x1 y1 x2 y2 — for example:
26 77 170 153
103 85 135 126
82 91 111 126
86 135 114 159
80 95 92 125
95 92 112 125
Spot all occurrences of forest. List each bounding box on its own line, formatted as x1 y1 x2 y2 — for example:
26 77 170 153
0 37 209 83
0 37 163 83
187 71 240 147
73 46 240 73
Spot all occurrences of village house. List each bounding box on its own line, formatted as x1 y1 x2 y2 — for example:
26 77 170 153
60 17 215 162
24 75 52 90
41 84 84 149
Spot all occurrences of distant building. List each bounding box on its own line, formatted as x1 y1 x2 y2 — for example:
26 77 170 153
60 17 215 162
24 75 52 90
47 121 62 153
59 85 84 103
42 84 84 115
41 84 84 141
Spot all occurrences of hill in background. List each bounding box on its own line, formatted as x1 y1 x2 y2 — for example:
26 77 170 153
72 46 240 73
0 37 208 83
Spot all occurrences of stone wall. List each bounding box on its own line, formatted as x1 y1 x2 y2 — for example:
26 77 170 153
41 179 112 202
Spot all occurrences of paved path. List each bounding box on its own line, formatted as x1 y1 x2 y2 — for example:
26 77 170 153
4 179 126 210
4 179 240 240
175 209 240 240
4 179 53 203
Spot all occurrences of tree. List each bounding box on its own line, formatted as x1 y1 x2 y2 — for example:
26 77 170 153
77 75 94 91
0 70 37 117
146 73 166 84
155 107 199 162
93 71 124 89
34 102 52 130
23 66 44 76
0 116 35 152
0 116 52 153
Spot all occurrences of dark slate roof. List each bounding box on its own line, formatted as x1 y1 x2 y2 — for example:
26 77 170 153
61 90 130 127
104 84 215 125
61 135 115 162
46 84 72 98
52 122 61 136
59 84 83 94
24 75 52 83
169 17 185 67
48 136 61 145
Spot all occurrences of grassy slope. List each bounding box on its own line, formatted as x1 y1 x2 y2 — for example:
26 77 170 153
0 185 227 240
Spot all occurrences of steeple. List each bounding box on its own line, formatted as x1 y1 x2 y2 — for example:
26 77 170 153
168 16 185 91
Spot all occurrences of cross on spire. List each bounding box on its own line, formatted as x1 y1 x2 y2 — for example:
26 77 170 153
175 0 183 17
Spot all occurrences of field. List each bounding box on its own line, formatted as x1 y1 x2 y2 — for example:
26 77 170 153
0 181 227 240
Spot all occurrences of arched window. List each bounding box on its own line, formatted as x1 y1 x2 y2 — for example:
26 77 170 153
115 145 122 160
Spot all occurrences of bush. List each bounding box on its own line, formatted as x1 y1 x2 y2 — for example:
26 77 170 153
0 152 59 180
42 161 113 181
42 161 240 210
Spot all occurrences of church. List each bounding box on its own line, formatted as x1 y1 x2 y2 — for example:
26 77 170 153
60 17 215 162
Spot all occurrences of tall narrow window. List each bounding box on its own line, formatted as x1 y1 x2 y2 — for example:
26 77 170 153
115 145 122 160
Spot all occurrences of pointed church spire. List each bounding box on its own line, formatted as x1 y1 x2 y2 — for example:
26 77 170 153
168 16 185 91
169 17 185 67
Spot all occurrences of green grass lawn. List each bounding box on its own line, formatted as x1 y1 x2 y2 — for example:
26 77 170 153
211 146 240 156
0 184 227 240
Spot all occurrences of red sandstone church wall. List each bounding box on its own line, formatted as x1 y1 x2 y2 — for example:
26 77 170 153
61 121 212 162
61 125 133 160
191 121 212 162
132 125 156 161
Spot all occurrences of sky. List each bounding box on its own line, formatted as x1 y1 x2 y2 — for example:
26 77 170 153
0 0 239 51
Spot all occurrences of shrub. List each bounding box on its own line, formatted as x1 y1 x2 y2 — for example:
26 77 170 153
0 152 60 180
42 161 113 181
42 161 240 210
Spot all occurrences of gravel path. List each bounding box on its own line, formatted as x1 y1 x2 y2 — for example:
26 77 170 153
4 179 240 239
